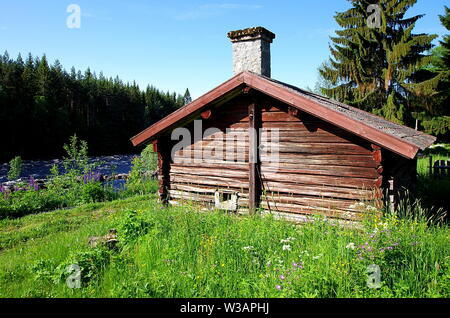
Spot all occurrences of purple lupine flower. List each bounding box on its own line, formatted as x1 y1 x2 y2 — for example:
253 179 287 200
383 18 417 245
0 185 4 194
28 176 39 191
83 171 101 184
275 285 282 290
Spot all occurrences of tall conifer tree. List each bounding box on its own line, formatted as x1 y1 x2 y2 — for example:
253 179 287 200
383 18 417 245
319 0 438 125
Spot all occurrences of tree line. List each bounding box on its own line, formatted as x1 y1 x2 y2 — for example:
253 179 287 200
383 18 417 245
316 1 449 141
0 53 190 162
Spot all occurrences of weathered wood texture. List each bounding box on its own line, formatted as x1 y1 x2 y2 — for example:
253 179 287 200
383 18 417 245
156 138 171 204
169 97 251 212
258 100 382 221
166 94 384 221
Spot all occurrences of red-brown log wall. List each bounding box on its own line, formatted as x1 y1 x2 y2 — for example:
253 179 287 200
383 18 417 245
258 101 382 221
169 97 251 212
166 95 383 221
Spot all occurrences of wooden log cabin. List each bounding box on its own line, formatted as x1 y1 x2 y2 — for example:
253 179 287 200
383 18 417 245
131 27 436 223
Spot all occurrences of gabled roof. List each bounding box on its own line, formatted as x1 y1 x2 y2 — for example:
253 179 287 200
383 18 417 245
131 71 436 159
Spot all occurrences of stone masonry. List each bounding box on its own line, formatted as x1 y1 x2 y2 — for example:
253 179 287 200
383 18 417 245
227 27 276 78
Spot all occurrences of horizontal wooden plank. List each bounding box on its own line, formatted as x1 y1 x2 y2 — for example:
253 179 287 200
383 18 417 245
220 110 300 123
261 121 349 132
261 142 372 155
261 201 362 220
172 183 249 196
172 162 248 170
261 172 378 189
262 135 356 144
201 133 361 144
262 194 360 211
171 166 249 178
261 156 378 168
261 164 380 179
177 143 371 156
171 173 249 189
173 154 249 164
262 181 376 200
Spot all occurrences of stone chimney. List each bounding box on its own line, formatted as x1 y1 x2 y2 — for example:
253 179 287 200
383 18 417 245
227 27 276 78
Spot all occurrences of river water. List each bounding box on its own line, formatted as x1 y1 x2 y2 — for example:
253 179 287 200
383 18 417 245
0 154 137 184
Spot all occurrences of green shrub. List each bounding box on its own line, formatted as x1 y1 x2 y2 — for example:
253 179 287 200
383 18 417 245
81 182 113 204
117 210 153 243
0 190 61 219
7 156 22 181
55 248 112 286
125 145 158 196
0 135 121 219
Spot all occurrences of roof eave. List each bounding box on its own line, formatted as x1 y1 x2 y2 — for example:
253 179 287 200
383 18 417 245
131 71 434 159
242 72 425 159
130 72 246 147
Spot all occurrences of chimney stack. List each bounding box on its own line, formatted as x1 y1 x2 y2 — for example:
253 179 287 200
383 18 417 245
227 27 276 78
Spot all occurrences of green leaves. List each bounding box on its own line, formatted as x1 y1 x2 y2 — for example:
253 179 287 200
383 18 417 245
7 156 22 181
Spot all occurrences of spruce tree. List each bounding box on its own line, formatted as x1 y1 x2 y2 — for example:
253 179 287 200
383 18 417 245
440 6 450 69
319 0 438 125
417 6 450 139
183 88 192 105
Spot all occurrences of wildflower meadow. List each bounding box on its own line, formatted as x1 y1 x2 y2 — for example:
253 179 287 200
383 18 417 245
0 195 448 298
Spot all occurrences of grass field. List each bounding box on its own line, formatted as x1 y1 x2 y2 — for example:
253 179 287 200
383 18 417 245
0 192 448 298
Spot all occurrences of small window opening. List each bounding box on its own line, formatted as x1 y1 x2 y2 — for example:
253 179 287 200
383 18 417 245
214 190 239 211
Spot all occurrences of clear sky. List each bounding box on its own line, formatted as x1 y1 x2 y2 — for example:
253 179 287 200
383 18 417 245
0 0 448 98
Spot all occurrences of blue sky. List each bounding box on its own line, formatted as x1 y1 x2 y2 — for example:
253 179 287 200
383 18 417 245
0 0 448 98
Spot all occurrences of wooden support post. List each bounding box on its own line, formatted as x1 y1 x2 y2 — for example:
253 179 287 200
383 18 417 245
155 137 171 205
372 144 384 210
248 102 258 214
245 88 260 214
388 177 395 212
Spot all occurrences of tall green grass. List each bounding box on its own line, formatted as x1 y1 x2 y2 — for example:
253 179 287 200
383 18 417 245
0 195 448 298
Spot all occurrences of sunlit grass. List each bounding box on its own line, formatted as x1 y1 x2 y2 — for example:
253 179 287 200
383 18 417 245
0 194 448 298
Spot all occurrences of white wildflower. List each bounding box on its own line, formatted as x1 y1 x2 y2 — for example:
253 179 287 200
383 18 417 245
242 246 254 251
300 250 310 256
378 222 388 229
280 237 296 244
312 254 323 260
346 243 356 250
282 245 292 251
